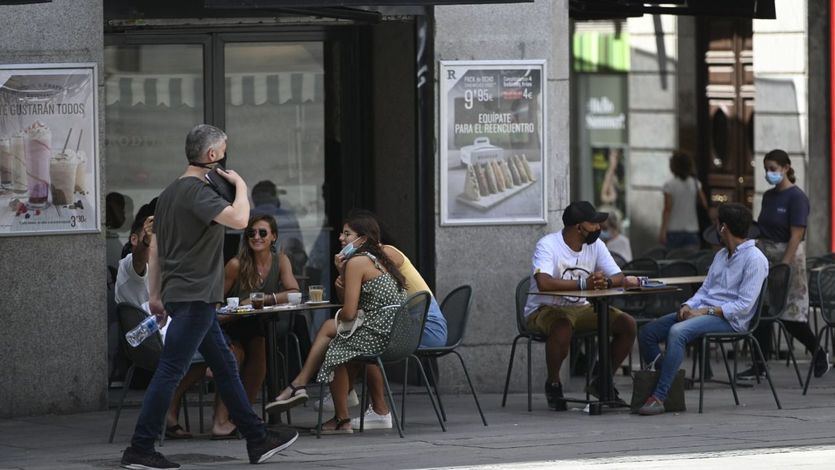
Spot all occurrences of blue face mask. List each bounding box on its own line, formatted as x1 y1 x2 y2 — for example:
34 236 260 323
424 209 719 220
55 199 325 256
600 230 612 242
765 171 783 185
339 238 362 258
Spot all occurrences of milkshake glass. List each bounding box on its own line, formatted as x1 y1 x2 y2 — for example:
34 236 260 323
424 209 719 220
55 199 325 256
0 138 11 189
10 134 27 193
74 150 87 194
50 150 78 205
25 122 52 207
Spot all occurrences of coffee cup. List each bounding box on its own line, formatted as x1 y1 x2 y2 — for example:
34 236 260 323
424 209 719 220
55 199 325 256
288 292 302 305
226 297 240 308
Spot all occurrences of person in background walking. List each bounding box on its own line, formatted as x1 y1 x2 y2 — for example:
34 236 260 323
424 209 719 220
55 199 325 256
659 151 709 252
737 149 829 381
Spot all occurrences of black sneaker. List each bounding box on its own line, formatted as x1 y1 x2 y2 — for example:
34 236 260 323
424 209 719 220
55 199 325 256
814 348 831 378
586 378 627 407
735 366 766 381
545 382 567 411
120 446 180 470
247 428 299 464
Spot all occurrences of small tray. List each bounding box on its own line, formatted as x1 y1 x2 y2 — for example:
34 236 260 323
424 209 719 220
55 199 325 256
456 179 535 211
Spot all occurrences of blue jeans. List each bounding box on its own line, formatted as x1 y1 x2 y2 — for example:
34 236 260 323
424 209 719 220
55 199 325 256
666 231 700 251
131 301 266 452
638 312 734 401
420 297 448 348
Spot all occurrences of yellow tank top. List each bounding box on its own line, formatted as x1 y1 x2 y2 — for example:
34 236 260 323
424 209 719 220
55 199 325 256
387 245 432 296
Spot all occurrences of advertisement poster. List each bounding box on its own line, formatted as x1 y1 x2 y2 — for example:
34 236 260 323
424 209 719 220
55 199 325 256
0 64 99 236
592 145 627 218
440 60 546 226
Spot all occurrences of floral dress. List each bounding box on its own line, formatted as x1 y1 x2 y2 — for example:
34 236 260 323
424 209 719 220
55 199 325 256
316 253 406 383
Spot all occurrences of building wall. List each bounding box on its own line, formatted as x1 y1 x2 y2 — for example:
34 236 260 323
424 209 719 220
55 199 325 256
753 0 809 223
0 0 105 418
433 0 572 393
625 15 679 256
806 0 829 256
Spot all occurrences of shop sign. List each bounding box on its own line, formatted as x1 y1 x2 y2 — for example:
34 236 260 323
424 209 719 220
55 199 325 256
0 63 99 236
440 60 546 226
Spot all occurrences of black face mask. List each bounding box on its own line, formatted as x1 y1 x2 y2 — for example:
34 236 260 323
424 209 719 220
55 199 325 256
190 153 227 170
585 229 601 245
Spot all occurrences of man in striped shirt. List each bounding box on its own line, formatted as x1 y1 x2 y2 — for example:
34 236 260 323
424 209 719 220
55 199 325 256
637 203 769 416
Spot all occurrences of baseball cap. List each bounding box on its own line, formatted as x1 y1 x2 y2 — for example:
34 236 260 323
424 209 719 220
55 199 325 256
562 201 608 226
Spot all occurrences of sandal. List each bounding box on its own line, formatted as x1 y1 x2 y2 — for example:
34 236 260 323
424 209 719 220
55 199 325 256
210 426 240 440
265 384 308 413
164 424 193 440
314 416 353 435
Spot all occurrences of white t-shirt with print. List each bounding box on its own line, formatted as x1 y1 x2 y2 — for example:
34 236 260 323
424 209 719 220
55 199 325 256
523 231 622 317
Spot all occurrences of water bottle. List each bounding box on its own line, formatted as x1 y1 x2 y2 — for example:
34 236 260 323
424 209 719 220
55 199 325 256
125 315 159 347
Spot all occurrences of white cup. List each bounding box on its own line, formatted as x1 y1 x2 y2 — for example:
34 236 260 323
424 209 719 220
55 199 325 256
287 292 302 305
226 297 240 308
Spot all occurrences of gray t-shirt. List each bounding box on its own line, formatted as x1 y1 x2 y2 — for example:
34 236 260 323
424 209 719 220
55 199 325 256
155 176 229 304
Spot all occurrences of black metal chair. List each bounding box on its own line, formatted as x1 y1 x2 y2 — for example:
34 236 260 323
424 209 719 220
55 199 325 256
314 291 444 438
804 265 835 394
621 257 660 278
412 286 487 426
501 277 596 411
694 251 716 275
665 247 699 260
640 246 668 260
610 251 628 268
755 263 800 386
696 278 781 413
109 303 209 444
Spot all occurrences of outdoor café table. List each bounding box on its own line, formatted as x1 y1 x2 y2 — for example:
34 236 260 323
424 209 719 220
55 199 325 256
654 275 706 285
218 302 341 419
533 284 681 414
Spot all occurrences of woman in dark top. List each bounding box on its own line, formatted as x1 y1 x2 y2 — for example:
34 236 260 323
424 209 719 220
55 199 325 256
740 149 828 380
212 214 300 437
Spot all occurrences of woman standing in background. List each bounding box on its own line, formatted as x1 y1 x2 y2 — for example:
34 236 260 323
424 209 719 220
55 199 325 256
659 151 709 251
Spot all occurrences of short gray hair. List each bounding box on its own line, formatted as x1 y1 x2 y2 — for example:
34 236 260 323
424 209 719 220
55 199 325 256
185 124 227 162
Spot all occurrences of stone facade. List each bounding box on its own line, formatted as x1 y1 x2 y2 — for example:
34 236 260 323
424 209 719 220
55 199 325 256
0 0 106 418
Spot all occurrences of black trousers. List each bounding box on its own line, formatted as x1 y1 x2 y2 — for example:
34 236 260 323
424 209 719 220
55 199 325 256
753 319 819 364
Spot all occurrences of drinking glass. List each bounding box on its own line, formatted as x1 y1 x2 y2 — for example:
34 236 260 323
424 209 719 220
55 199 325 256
308 285 324 302
250 292 265 309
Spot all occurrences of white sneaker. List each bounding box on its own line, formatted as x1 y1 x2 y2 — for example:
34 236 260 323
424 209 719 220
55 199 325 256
313 389 360 411
350 405 392 430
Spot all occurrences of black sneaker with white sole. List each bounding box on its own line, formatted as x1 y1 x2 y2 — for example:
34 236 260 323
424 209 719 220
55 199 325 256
247 428 299 464
120 446 180 470
735 366 766 381
545 382 567 411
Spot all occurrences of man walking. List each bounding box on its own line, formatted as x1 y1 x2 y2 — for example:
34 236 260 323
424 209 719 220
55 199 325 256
637 203 768 416
120 125 297 469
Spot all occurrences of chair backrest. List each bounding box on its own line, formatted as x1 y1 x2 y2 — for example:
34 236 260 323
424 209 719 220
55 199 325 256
817 265 835 327
116 302 163 372
760 262 791 321
621 258 659 277
744 278 771 334
380 291 431 363
694 251 715 275
515 276 534 335
640 246 667 260
439 285 473 349
645 261 699 316
665 247 698 260
610 251 627 268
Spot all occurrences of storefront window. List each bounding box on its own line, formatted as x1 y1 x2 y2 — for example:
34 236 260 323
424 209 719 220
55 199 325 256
103 44 204 270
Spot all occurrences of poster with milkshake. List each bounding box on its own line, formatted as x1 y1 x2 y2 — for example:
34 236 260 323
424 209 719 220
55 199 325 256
0 64 99 236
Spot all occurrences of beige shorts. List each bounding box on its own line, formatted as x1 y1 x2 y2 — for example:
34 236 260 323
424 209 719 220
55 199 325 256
526 303 627 335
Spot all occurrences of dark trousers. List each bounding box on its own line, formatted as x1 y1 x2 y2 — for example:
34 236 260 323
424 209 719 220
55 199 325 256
130 301 266 452
753 319 819 365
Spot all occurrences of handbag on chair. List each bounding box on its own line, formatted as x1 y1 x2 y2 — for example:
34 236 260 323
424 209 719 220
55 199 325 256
630 369 687 413
334 308 365 339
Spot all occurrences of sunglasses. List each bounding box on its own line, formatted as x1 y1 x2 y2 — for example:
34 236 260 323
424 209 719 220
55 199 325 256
245 228 269 239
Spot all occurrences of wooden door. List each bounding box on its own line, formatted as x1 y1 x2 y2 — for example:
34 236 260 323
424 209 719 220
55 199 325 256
699 18 754 207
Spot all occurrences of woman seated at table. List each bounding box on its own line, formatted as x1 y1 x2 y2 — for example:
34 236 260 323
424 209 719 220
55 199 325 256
265 212 407 433
213 214 299 438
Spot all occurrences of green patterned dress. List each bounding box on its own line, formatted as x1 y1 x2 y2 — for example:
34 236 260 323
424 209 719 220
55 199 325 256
317 253 407 383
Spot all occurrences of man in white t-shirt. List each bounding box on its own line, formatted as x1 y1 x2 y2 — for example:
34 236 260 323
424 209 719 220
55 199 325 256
525 201 640 410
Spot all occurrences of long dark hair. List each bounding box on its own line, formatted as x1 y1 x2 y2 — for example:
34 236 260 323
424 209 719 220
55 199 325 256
764 149 796 183
344 209 407 290
669 151 694 181
237 214 278 294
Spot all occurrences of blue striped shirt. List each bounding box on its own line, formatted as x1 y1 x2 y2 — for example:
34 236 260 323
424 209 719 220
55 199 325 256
684 239 769 332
